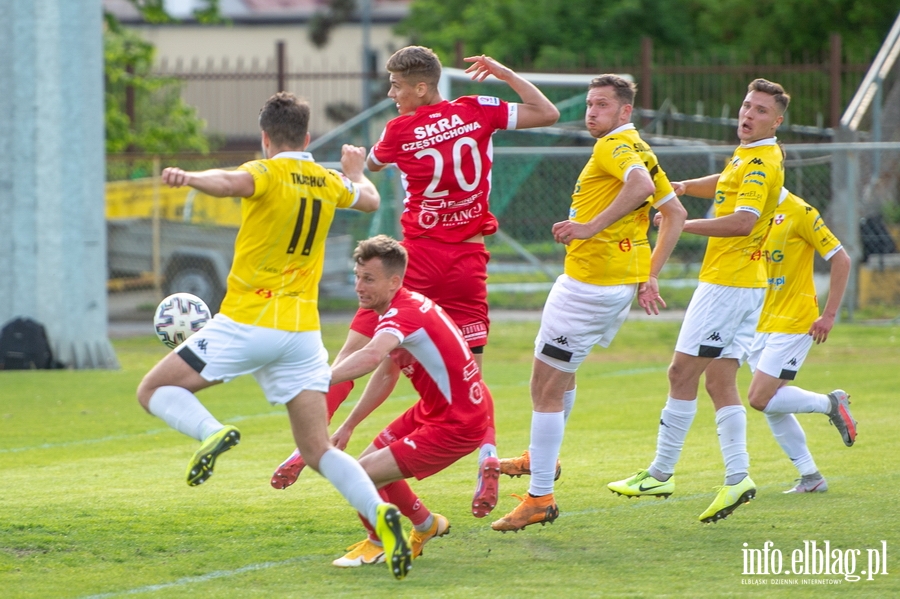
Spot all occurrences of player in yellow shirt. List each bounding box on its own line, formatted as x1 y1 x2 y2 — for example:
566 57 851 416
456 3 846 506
136 92 412 579
609 79 790 524
747 188 855 493
492 75 687 532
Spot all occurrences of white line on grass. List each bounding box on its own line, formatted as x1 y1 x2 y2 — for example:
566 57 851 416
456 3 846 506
79 556 314 598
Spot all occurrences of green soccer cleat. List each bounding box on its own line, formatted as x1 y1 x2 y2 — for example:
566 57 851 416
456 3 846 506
698 476 756 523
607 469 675 498
375 504 412 580
185 425 241 486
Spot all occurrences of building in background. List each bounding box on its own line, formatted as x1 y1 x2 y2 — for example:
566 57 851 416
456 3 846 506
104 0 412 146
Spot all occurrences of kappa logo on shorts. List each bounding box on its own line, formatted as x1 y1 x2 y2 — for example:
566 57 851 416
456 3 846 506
196 339 208 353
552 335 569 346
403 438 418 450
788 357 798 366
706 331 723 342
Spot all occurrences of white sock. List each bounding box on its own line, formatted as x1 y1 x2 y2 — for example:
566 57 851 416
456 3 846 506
147 386 223 441
478 443 497 465
414 514 434 533
318 448 384 525
716 405 749 484
527 411 564 497
649 397 697 478
765 412 818 476
765 386 830 414
563 387 577 423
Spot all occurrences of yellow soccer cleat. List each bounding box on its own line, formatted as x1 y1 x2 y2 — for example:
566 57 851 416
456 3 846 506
186 425 240 486
409 513 450 559
607 469 674 498
375 504 412 580
332 539 386 567
698 476 756 523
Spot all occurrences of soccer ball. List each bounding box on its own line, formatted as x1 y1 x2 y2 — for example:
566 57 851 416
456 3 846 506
153 292 211 349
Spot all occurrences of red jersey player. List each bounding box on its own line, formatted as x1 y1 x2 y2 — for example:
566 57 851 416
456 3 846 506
272 46 559 512
326 235 496 568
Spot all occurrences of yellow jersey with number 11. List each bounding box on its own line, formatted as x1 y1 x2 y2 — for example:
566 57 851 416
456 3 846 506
219 151 359 332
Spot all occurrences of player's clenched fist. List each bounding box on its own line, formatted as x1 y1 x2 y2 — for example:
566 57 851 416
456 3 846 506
161 167 190 188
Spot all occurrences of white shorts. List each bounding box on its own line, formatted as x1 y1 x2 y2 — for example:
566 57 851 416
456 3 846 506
747 332 814 380
675 282 765 364
533 275 635 373
176 314 331 405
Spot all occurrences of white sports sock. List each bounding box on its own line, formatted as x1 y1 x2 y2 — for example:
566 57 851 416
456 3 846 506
478 443 497 465
716 405 749 484
414 514 434 533
318 448 384 525
147 386 223 441
649 397 697 478
527 411 565 497
765 412 818 476
764 386 830 414
563 387 577 423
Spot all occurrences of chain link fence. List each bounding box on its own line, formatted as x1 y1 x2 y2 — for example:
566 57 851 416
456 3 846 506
106 143 900 317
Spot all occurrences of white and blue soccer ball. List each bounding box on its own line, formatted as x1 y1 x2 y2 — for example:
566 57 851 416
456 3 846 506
153 292 211 349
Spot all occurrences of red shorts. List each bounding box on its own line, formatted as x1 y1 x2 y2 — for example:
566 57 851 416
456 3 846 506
373 402 488 480
350 237 490 348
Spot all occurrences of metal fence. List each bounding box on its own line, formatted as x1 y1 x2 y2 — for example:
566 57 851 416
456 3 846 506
107 143 900 317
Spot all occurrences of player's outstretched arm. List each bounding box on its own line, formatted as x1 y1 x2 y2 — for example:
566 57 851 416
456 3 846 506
464 54 559 129
639 196 688 315
330 358 401 451
809 248 851 344
683 209 757 238
161 167 255 198
672 174 719 199
341 144 380 212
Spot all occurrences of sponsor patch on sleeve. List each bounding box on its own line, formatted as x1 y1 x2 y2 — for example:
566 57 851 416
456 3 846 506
477 95 501 106
338 172 356 193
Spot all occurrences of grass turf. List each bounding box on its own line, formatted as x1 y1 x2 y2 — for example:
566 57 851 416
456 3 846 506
1 319 898 598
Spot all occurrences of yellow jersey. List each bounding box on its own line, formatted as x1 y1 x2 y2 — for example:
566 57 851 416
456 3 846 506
565 124 675 286
756 190 842 334
219 151 359 331
699 138 784 287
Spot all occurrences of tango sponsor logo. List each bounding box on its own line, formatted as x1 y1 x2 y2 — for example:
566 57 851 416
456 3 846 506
741 540 889 583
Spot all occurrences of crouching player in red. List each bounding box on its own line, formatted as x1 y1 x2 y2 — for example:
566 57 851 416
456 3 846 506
326 235 497 567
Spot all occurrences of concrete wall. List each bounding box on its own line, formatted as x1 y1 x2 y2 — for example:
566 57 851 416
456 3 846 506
0 0 117 369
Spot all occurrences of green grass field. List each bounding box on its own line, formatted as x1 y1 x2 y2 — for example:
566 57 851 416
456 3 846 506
2 319 898 598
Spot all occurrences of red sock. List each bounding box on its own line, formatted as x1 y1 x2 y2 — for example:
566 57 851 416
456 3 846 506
358 511 379 542
481 425 496 446
325 380 354 423
383 480 430 527
357 487 392 542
